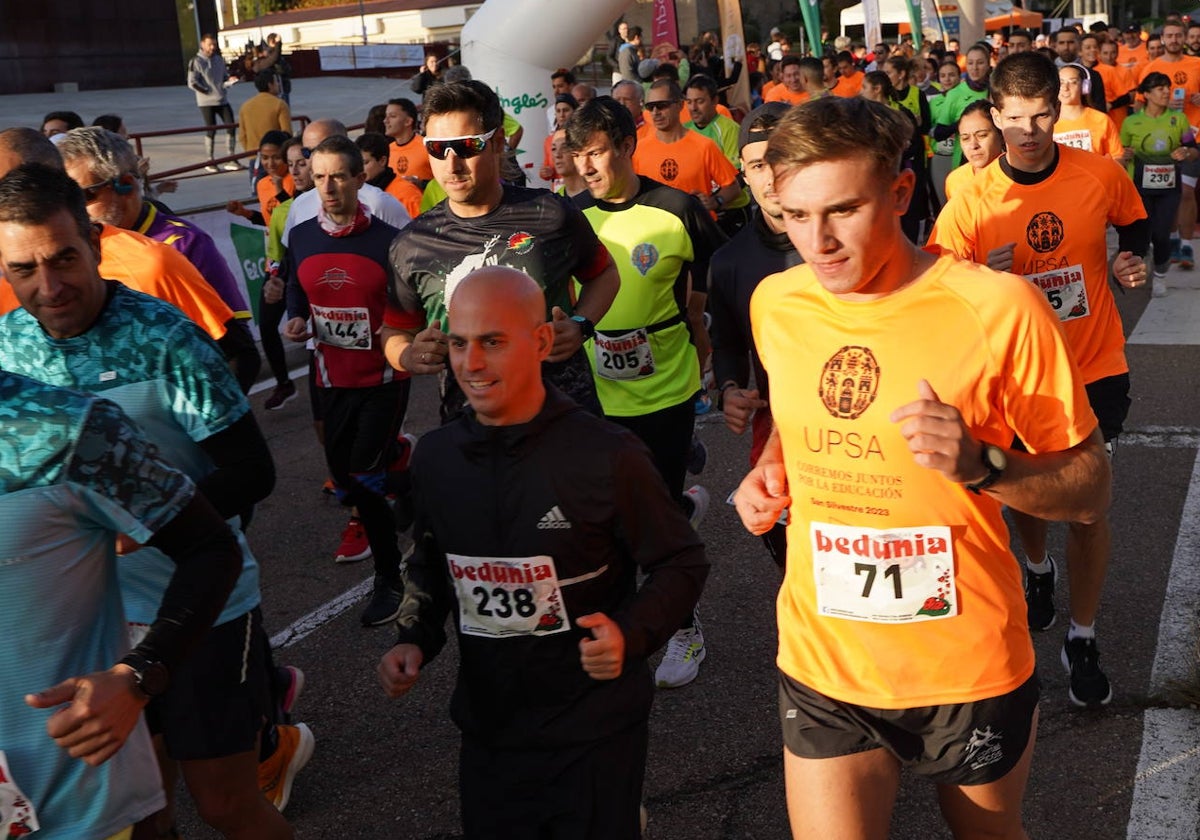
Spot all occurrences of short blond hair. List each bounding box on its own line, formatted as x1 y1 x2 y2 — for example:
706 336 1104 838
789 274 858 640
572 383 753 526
764 97 912 179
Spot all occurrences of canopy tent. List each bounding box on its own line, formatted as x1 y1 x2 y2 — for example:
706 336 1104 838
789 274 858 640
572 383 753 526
840 0 1040 38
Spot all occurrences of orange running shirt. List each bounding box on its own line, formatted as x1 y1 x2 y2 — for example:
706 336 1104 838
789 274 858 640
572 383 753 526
384 174 423 219
930 146 1145 384
765 86 809 105
632 131 738 218
1053 109 1124 158
832 70 864 98
1118 42 1148 74
1139 56 1200 128
942 161 977 200
256 172 295 220
0 227 233 340
388 133 433 181
1094 62 1135 126
752 254 1096 708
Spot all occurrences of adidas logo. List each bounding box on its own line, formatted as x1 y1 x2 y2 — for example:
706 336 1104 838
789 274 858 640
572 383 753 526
537 506 572 530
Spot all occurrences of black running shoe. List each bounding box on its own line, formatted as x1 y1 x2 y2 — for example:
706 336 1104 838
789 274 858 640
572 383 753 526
361 576 402 626
1024 555 1057 631
1061 635 1113 708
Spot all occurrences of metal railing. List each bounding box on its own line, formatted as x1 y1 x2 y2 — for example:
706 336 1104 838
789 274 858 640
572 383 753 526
130 115 313 183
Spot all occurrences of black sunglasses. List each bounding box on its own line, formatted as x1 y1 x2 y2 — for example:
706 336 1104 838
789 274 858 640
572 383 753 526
423 127 499 160
79 178 118 203
645 100 680 112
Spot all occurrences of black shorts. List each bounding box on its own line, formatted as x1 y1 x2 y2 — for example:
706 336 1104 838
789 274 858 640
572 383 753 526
1085 372 1130 443
459 722 647 840
778 671 1039 786
1012 372 1129 451
145 608 273 761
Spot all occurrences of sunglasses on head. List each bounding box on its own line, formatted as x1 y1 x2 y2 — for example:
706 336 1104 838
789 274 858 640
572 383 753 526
423 127 498 160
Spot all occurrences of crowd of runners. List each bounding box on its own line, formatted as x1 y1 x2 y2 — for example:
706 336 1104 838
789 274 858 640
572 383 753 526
0 12 1184 839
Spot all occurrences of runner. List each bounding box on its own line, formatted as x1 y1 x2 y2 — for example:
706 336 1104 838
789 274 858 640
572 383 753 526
383 97 433 185
0 163 310 837
0 127 261 394
1053 63 1123 159
734 95 1109 837
384 79 619 423
942 100 1003 200
931 43 992 168
683 74 753 234
566 97 725 688
356 131 423 218
281 135 412 627
1139 21 1200 268
379 266 707 839
764 56 808 105
931 52 1149 707
1120 71 1200 297
0 369 241 840
707 102 801 568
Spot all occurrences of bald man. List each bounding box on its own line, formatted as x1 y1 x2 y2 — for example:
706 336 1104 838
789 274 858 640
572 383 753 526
379 266 707 839
280 118 410 248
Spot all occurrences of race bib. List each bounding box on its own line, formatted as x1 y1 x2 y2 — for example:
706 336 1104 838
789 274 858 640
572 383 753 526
1142 163 1176 190
449 554 571 638
593 328 656 381
811 523 956 623
0 752 40 838
1026 263 1089 322
310 304 371 350
1054 129 1092 152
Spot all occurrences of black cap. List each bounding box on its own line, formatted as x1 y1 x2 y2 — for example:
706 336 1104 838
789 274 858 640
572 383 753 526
738 102 793 153
1124 23 1142 33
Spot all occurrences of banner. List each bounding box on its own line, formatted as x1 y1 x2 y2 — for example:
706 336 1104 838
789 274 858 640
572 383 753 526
718 0 752 114
799 0 823 57
183 208 267 336
652 0 679 48
906 0 924 49
862 0 882 51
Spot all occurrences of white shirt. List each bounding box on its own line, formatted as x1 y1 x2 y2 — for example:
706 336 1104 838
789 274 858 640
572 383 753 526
282 182 410 247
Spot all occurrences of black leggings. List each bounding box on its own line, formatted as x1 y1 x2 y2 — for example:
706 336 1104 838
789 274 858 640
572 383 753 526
1140 188 1183 271
258 286 288 387
198 103 236 140
608 398 694 509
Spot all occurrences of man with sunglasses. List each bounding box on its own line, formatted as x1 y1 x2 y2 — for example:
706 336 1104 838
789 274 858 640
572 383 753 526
385 80 620 422
281 118 410 250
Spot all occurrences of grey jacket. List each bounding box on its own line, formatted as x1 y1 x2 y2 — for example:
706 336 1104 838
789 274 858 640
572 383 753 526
188 50 228 107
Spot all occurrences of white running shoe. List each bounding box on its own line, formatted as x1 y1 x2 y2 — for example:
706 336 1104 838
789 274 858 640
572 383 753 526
685 485 710 532
655 612 706 688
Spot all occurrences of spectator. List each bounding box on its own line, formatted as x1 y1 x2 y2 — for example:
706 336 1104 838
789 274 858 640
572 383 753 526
41 110 83 138
239 70 292 156
188 33 241 172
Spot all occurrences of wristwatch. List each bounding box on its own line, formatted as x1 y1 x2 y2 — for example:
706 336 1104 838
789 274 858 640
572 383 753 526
965 444 1007 495
122 654 170 698
569 314 595 340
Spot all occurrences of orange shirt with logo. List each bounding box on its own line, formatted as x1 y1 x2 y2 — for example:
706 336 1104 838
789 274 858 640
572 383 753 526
1118 42 1148 74
632 131 739 218
388 133 433 181
752 254 1095 708
930 146 1145 384
1053 109 1124 158
1139 55 1200 128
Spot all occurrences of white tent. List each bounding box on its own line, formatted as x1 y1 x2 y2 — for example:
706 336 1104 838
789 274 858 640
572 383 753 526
840 0 916 32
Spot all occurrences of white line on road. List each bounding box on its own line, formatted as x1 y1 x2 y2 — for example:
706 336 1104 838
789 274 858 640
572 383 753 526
1127 447 1200 840
1121 426 1200 449
270 576 373 650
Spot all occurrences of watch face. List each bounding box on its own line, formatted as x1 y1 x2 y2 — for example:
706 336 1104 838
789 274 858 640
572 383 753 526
137 662 170 697
985 445 1007 472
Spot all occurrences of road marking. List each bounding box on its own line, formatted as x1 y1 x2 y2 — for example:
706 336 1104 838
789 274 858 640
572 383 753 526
1120 426 1200 449
270 576 373 650
248 365 311 398
1127 447 1200 839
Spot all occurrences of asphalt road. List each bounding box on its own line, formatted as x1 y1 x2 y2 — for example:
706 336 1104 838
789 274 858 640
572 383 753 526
162 278 1200 840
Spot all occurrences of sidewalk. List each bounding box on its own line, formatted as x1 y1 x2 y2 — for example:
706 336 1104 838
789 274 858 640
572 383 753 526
1 76 416 211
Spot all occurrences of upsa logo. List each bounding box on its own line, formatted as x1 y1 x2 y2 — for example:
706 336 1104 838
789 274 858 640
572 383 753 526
395 155 409 173
819 345 880 420
659 159 679 181
1175 71 1188 85
1026 211 1064 253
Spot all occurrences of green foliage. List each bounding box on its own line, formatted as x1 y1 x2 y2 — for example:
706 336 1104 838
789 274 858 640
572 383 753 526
237 0 294 20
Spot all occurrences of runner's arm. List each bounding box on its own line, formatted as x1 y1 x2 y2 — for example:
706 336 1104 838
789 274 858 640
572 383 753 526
196 412 276 519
